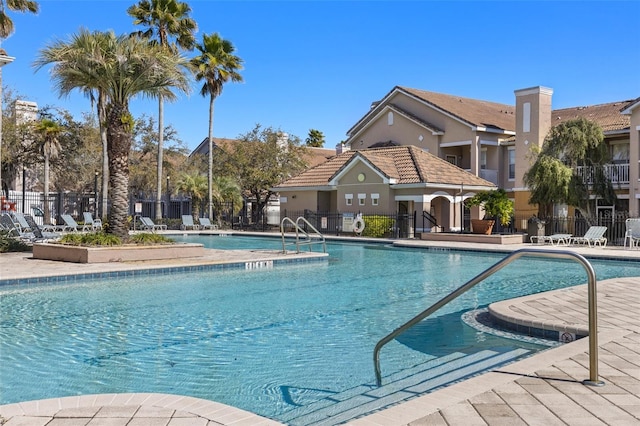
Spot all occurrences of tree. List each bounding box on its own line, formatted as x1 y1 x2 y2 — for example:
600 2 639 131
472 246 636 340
33 118 61 225
0 0 39 39
127 0 197 221
191 32 243 220
229 125 308 224
34 29 191 238
211 175 242 222
305 129 325 147
175 172 207 217
524 117 615 219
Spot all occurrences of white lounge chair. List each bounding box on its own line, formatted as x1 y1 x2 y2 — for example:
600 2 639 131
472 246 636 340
61 214 92 232
181 215 200 230
570 226 608 247
531 233 572 246
83 212 102 231
198 217 218 230
140 216 167 232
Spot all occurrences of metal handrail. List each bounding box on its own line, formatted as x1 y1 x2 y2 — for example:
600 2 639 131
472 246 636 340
280 216 326 254
373 248 603 387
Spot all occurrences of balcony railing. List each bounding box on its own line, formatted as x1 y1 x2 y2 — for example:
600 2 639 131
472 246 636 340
463 168 499 185
575 163 629 185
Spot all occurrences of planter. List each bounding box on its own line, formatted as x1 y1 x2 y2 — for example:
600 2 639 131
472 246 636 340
33 242 205 264
471 219 495 235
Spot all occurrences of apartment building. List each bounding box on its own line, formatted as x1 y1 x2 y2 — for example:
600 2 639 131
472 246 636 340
275 85 638 231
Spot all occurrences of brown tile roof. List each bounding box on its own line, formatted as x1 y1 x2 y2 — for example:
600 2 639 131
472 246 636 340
552 100 634 132
303 147 337 168
276 146 495 189
399 87 516 132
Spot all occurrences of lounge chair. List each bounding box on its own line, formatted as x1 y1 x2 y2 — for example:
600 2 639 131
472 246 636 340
198 217 218 230
624 218 640 249
530 233 572 246
181 215 200 230
61 214 92 232
23 214 61 241
1 213 37 242
83 212 103 231
570 226 608 247
140 216 167 232
10 212 34 233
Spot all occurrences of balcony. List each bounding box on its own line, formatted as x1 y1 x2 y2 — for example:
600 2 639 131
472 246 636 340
463 168 499 185
575 163 629 185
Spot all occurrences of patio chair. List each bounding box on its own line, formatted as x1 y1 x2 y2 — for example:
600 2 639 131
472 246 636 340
198 217 218 230
0 212 37 242
23 213 61 241
140 216 167 232
181 215 200 230
570 226 608 247
61 214 92 232
10 212 34 233
624 218 640 249
83 212 103 231
530 233 572 246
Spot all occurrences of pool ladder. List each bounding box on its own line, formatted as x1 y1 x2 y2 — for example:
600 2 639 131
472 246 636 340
373 248 604 388
280 216 326 254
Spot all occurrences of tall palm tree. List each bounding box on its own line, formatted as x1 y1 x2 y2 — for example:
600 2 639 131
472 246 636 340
127 0 196 221
34 118 61 225
34 29 191 238
191 32 243 220
0 0 39 198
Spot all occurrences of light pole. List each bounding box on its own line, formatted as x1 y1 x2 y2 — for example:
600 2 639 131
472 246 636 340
0 51 15 199
94 171 99 215
166 175 170 218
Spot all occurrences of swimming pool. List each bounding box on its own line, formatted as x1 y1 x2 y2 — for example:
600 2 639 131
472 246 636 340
2 236 640 424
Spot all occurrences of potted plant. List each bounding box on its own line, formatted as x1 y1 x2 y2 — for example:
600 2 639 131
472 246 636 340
465 189 514 234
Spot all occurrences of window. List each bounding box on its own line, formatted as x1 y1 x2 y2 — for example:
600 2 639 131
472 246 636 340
387 111 394 125
358 193 366 206
371 193 379 206
345 193 353 206
480 149 487 170
523 102 531 133
508 148 516 180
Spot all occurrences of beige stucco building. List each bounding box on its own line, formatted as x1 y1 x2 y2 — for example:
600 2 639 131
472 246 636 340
275 85 639 233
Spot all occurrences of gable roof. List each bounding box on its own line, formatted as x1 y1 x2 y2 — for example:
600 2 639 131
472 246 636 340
399 87 517 132
552 100 634 133
274 145 495 190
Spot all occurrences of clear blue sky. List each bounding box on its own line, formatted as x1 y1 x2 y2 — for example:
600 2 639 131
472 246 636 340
4 0 640 152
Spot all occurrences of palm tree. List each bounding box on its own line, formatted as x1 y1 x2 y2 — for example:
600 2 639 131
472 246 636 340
191 32 243 220
33 118 61 225
127 0 197 222
34 29 191 238
175 172 207 218
212 175 242 224
0 0 39 198
0 0 39 39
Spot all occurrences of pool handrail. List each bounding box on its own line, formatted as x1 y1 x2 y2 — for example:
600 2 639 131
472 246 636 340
280 216 326 254
373 248 604 388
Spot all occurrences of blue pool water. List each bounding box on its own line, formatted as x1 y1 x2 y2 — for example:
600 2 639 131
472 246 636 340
2 236 640 424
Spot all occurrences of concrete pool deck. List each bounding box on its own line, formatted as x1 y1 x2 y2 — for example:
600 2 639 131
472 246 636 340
1 232 639 425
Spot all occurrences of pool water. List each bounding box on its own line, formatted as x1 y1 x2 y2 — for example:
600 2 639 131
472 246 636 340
2 236 640 423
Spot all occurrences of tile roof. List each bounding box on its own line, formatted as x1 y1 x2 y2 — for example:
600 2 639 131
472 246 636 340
552 100 634 132
399 87 517 132
276 146 495 189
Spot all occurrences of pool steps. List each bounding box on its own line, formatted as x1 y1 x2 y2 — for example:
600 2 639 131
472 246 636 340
281 347 530 425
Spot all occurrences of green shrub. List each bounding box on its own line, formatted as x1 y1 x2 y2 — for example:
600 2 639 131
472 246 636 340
0 231 31 253
130 233 174 244
361 215 394 238
60 232 122 246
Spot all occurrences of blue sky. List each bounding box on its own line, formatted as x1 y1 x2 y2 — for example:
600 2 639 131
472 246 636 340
4 0 640 152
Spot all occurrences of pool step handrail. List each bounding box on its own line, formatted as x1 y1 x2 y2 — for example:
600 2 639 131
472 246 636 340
280 216 326 254
373 248 603 388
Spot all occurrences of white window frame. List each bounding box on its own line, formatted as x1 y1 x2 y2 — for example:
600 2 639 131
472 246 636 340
358 193 366 206
371 193 379 206
345 193 353 206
